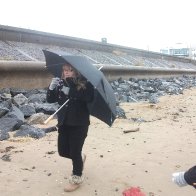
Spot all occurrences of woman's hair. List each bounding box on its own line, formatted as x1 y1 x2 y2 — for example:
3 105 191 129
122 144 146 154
72 70 87 90
62 65 87 90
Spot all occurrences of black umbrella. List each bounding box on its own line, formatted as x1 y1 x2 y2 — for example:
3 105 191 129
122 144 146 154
43 50 116 126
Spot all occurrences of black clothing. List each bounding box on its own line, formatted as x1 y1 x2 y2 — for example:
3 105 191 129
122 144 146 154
184 165 196 189
46 78 94 176
58 124 88 176
46 78 94 126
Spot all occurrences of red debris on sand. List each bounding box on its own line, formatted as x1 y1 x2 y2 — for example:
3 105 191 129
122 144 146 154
122 187 146 196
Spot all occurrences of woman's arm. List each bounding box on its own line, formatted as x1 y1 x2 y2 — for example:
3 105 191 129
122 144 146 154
46 88 58 103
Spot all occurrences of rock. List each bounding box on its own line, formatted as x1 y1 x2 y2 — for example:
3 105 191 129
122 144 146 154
0 115 23 133
27 113 49 125
0 100 12 117
34 103 59 115
43 126 57 133
14 124 46 139
13 93 28 106
0 130 10 141
19 104 36 117
7 105 24 122
27 93 46 104
1 154 11 162
10 88 27 96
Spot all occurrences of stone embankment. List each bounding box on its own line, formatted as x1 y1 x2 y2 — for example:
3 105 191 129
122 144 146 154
0 76 196 141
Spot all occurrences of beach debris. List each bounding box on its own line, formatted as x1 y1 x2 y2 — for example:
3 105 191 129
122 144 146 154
116 106 127 119
122 187 146 196
5 146 15 152
123 128 140 134
0 146 15 153
21 168 33 172
1 154 11 162
46 151 56 154
131 118 146 123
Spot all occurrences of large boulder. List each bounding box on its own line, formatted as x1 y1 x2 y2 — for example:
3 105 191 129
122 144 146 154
14 125 46 139
0 115 23 133
0 100 12 118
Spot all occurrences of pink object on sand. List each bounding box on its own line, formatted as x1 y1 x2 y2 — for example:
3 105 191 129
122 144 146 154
122 187 146 196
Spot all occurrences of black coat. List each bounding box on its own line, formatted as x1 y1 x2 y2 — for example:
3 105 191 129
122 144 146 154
46 78 94 126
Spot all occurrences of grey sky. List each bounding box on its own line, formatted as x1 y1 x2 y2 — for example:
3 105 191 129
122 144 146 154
0 0 195 52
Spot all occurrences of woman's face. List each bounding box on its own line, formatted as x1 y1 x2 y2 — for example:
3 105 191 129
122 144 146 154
62 64 76 79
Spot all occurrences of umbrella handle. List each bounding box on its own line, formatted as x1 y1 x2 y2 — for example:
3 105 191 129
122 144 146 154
98 66 103 70
44 99 70 124
44 114 55 124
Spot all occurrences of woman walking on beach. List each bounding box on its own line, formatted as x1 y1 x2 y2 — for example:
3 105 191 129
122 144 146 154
46 63 94 192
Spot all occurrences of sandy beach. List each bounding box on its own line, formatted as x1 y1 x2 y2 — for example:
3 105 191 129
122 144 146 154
0 88 196 196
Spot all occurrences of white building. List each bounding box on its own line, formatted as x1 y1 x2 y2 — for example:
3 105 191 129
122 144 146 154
160 43 194 59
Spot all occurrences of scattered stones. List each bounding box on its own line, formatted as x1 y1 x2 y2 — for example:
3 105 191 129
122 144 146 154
46 151 56 154
131 118 146 123
123 128 140 134
21 168 33 172
5 146 15 152
1 154 11 162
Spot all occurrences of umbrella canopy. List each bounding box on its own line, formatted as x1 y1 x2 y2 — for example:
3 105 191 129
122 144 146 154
43 50 116 126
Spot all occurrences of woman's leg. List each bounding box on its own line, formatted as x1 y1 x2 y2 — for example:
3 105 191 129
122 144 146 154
64 125 88 192
69 125 88 176
57 125 71 158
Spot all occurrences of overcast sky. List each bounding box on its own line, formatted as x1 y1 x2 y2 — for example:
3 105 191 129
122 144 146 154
0 0 195 52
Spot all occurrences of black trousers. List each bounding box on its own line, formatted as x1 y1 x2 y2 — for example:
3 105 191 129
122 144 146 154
58 124 88 176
